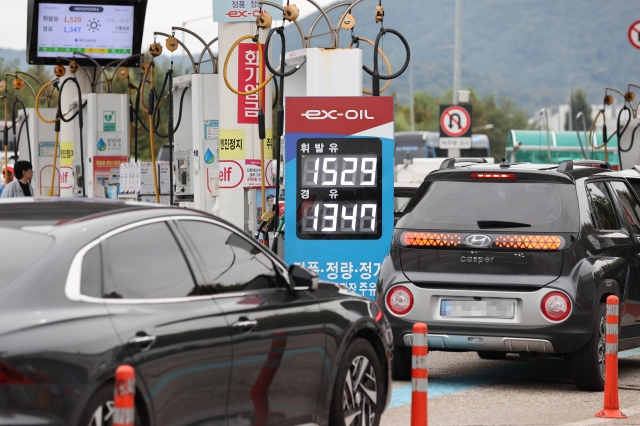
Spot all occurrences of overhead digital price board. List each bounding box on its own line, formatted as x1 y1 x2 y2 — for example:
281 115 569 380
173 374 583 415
297 138 383 239
27 0 148 66
285 97 395 300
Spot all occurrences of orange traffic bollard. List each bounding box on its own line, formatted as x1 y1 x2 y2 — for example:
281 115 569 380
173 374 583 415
411 322 428 426
113 365 136 426
595 295 626 419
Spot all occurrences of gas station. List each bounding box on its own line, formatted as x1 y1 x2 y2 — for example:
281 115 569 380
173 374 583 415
6 1 640 426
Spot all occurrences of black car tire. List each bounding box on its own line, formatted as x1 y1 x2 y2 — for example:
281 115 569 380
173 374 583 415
79 383 142 426
392 346 412 380
329 338 385 426
570 303 607 391
477 351 507 360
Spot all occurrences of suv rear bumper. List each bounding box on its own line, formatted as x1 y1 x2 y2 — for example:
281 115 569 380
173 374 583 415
402 333 554 353
379 283 596 354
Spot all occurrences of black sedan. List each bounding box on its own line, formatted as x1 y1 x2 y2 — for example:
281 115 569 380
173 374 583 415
0 199 392 426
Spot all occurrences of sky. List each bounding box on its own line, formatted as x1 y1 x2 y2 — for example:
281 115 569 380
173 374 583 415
0 0 336 55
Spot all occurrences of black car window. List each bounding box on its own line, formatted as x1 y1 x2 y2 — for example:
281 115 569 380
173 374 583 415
626 179 640 207
102 222 197 299
611 181 640 229
586 182 620 231
81 245 102 298
178 220 281 295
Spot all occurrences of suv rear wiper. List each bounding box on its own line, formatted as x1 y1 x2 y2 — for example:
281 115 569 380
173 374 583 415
477 220 532 229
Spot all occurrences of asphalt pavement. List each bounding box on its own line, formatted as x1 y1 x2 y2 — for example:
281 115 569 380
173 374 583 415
381 349 640 425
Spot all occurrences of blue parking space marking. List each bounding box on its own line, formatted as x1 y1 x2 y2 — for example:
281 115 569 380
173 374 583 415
389 348 640 409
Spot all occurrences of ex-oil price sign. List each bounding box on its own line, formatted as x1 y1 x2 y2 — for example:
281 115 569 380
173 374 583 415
285 97 395 300
439 104 472 149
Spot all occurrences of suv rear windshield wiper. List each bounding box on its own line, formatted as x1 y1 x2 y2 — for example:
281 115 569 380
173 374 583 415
477 220 532 229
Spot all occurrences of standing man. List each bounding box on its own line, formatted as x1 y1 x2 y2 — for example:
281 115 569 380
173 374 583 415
0 165 14 197
1 161 34 198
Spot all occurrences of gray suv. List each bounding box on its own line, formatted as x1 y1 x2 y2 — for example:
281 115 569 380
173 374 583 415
379 158 640 391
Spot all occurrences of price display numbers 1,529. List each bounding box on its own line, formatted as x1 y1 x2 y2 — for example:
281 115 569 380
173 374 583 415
296 138 383 240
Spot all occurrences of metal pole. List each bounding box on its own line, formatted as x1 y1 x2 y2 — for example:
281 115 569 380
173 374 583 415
453 0 462 105
410 64 415 132
568 76 573 131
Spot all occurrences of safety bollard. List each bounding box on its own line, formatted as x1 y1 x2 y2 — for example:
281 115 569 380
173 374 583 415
411 322 428 426
595 295 627 419
113 365 136 426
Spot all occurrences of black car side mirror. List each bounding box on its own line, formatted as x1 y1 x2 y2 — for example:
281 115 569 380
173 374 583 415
288 264 319 291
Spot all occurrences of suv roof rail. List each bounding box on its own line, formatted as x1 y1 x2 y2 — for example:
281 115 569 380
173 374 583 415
557 160 614 172
439 157 488 170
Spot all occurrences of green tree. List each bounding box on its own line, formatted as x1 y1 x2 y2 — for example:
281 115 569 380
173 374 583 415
565 88 592 131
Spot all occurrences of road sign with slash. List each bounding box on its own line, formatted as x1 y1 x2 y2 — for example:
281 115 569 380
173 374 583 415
439 104 472 149
629 20 640 50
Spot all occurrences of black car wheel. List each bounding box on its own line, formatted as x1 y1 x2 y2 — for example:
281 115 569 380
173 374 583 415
570 303 607 391
80 384 142 426
330 338 384 426
392 346 412 380
477 351 507 360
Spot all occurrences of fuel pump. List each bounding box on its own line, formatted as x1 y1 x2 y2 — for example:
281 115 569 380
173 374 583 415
259 4 306 247
34 54 136 198
5 72 57 195
224 23 274 244
588 88 628 165
149 28 219 211
615 85 640 169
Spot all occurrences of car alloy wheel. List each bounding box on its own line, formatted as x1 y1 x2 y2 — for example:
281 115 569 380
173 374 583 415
598 313 606 379
88 400 114 426
342 355 378 426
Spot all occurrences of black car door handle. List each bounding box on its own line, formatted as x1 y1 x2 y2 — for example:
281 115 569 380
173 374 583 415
128 334 157 349
232 319 258 331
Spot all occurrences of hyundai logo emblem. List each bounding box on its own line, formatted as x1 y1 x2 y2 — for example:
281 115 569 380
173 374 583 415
465 235 492 248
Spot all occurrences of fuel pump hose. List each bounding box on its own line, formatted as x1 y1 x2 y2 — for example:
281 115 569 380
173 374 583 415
364 28 410 96
263 26 306 239
49 113 61 196
57 77 86 197
348 37 392 95
130 83 189 137
147 63 161 204
223 36 274 96
12 99 32 163
2 96 7 184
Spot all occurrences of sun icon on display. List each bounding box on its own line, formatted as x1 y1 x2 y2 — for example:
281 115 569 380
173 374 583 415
87 18 101 33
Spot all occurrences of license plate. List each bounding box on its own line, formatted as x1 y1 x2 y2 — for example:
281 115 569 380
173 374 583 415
440 299 515 319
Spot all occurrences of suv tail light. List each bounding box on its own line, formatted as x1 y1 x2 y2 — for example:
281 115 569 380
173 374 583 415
495 235 564 250
387 286 414 315
402 232 462 247
471 173 517 179
541 291 571 321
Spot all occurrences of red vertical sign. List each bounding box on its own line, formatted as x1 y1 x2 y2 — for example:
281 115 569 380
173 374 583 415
238 43 266 124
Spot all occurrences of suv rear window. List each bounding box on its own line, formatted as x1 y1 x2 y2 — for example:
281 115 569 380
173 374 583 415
399 181 580 232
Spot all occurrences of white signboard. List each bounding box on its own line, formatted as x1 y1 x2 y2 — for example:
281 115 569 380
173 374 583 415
212 0 283 22
439 138 472 149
